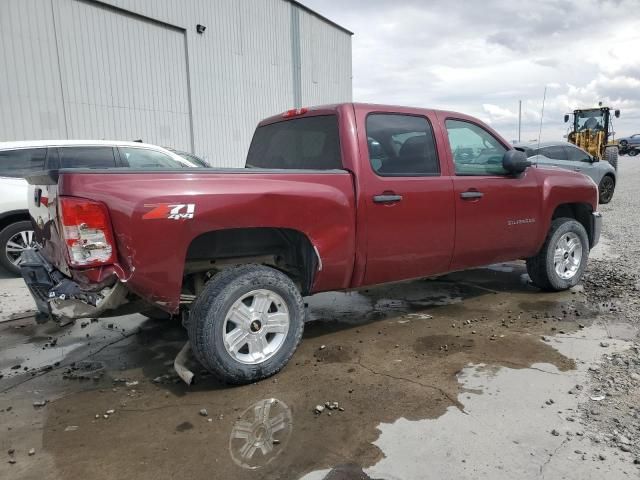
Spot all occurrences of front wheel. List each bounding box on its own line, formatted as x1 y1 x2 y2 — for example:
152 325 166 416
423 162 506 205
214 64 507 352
188 265 305 384
526 218 589 291
629 149 638 157
598 175 615 204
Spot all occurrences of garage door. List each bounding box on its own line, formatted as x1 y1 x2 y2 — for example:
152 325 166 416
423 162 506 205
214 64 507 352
54 0 192 150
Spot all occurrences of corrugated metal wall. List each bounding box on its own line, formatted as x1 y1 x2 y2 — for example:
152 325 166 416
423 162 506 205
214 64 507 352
0 0 352 167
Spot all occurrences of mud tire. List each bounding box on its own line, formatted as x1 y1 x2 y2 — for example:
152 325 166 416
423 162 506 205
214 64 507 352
526 218 589 291
188 265 305 384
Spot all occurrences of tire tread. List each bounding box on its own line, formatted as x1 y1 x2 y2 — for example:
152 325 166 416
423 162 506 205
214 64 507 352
526 217 589 291
188 264 304 384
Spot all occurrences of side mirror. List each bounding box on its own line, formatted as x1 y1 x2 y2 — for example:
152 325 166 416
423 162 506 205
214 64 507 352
614 109 620 118
564 114 570 123
591 155 598 163
503 149 531 174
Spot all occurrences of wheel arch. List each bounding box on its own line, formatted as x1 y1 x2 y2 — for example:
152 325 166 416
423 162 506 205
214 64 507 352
0 209 30 233
184 227 319 296
550 203 596 248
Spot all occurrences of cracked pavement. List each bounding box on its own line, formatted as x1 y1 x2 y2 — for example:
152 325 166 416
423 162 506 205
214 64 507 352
1 157 639 479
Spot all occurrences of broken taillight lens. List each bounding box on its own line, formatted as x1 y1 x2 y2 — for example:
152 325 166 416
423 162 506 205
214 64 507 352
58 196 116 267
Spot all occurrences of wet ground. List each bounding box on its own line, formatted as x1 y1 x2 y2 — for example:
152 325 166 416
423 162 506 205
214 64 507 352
1 157 639 479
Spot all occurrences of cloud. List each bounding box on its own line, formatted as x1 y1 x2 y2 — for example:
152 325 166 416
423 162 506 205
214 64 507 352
303 0 640 140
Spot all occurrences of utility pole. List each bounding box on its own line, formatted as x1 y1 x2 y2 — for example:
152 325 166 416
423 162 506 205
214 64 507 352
518 100 522 142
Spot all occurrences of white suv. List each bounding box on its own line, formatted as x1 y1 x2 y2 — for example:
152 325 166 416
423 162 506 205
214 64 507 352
0 140 202 275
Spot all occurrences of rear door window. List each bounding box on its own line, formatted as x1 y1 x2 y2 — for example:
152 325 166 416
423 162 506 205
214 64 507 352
119 147 186 168
246 115 342 169
59 146 117 168
365 114 440 176
0 148 47 178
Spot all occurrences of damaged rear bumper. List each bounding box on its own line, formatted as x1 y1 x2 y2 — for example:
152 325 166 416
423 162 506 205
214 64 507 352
20 248 128 321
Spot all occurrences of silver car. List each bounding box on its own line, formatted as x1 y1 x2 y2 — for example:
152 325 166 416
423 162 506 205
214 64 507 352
514 141 616 204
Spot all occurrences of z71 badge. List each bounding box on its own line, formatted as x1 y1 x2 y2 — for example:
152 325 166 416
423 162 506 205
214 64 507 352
143 203 195 220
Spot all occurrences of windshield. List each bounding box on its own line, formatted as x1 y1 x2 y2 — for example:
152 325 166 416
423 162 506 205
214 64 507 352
575 110 605 132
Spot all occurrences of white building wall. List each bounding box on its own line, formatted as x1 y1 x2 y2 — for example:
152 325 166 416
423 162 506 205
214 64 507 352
0 0 352 167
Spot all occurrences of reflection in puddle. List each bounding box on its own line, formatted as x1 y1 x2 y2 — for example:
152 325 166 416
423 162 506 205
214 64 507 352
361 325 633 480
229 398 292 470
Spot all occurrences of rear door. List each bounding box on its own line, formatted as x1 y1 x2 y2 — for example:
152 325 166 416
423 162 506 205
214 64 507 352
359 112 455 285
443 118 541 269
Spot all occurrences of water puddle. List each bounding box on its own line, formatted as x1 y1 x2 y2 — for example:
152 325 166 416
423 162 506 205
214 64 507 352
300 325 634 479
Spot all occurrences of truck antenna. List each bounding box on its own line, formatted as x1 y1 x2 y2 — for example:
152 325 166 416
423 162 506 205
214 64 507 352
537 86 547 151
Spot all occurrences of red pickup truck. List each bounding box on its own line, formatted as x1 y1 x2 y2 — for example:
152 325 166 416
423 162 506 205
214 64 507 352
22 103 601 384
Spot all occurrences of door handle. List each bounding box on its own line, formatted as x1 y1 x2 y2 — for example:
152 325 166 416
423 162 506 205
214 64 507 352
460 191 484 200
373 194 403 203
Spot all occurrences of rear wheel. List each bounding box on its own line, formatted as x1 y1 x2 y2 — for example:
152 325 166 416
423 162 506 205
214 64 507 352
0 221 35 276
526 218 589 291
604 146 618 170
188 265 305 384
629 149 638 157
598 175 615 204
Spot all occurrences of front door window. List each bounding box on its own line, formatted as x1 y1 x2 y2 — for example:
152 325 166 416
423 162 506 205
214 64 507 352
445 120 507 176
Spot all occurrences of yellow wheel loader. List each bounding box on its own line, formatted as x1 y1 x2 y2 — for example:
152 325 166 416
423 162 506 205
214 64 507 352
564 106 620 170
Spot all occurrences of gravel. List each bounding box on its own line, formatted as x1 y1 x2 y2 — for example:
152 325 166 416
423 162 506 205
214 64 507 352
578 343 640 461
575 158 640 467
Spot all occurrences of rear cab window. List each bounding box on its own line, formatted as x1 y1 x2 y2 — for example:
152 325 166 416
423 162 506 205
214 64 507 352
0 148 47 178
246 115 342 169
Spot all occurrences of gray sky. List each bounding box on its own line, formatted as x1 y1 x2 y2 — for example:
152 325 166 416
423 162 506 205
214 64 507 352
303 0 640 142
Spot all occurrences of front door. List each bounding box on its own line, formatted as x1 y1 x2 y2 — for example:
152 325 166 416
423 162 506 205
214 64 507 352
360 112 455 285
442 118 541 270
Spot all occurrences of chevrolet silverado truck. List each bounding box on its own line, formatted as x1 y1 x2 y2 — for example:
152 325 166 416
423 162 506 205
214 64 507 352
21 103 602 384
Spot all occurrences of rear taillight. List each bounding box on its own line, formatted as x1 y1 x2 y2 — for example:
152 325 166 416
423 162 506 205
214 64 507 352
58 196 116 267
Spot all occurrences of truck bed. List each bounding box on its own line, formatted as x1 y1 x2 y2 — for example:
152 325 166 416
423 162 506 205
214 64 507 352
28 168 357 313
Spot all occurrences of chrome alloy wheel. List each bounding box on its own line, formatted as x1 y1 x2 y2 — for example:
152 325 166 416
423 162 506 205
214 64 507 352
553 232 583 280
5 229 35 266
223 289 290 364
